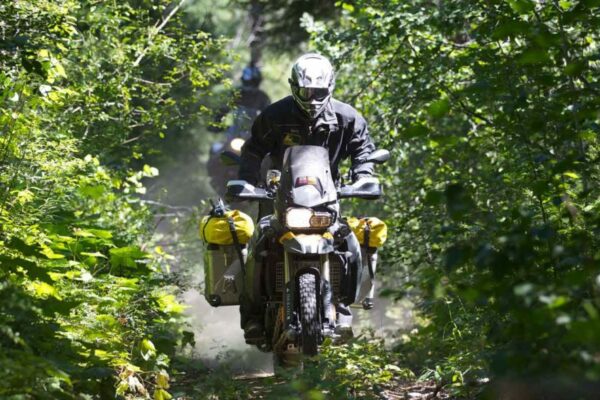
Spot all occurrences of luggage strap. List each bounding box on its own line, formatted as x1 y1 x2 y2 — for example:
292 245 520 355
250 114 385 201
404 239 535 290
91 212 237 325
227 215 246 276
364 220 375 281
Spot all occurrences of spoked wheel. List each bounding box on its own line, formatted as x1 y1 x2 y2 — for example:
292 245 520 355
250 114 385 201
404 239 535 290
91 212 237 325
298 272 320 356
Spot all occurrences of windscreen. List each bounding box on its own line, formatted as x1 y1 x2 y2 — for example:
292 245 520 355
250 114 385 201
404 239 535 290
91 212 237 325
279 145 338 208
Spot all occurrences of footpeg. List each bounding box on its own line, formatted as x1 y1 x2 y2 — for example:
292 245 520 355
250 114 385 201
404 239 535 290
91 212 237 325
244 334 267 347
362 297 374 310
333 325 354 343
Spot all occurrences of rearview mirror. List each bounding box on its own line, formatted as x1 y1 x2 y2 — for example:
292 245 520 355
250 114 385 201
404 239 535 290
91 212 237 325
365 149 390 164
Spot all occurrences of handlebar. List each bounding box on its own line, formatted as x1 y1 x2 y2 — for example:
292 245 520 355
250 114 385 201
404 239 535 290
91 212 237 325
226 177 383 201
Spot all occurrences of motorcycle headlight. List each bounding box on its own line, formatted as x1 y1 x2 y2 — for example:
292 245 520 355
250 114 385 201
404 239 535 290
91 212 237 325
309 213 332 228
285 208 332 229
230 138 245 152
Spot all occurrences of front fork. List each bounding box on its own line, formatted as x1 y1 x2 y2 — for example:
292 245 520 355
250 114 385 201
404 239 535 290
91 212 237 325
280 251 332 348
320 254 336 330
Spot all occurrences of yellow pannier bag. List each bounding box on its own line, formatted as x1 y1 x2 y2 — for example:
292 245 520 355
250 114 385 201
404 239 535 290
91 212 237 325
199 210 254 245
347 217 388 248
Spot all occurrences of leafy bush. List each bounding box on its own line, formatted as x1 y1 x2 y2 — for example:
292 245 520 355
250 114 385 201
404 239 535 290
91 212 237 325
269 334 413 399
307 0 600 394
0 0 226 397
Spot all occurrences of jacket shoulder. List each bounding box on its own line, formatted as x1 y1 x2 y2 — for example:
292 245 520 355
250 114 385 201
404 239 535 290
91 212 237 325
260 96 294 118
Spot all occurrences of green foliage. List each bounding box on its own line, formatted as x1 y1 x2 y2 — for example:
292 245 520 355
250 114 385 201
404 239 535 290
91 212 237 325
270 335 413 399
0 0 226 397
309 0 600 394
233 0 339 50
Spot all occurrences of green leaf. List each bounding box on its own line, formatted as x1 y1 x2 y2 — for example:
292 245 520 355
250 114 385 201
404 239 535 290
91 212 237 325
41 246 66 259
558 0 572 10
154 389 172 400
109 246 148 268
563 171 580 179
73 229 95 238
81 251 107 258
583 301 599 319
403 123 429 139
427 98 450 118
79 184 106 199
31 282 61 299
517 48 550 65
155 293 185 314
507 0 535 14
0 255 52 282
564 61 586 76
7 237 42 257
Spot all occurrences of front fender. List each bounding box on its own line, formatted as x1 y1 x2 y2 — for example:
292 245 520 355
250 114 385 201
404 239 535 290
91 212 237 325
280 233 335 255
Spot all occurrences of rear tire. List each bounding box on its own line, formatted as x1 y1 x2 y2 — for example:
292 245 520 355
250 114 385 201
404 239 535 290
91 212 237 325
298 273 320 356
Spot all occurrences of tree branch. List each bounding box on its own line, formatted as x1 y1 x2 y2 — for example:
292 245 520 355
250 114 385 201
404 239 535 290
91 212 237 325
133 0 187 68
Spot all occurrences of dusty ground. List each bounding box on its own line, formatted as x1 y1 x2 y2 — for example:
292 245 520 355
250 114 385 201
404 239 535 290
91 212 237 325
176 286 451 399
149 172 447 399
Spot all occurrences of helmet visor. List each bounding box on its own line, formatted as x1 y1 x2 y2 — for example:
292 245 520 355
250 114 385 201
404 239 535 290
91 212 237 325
296 86 330 101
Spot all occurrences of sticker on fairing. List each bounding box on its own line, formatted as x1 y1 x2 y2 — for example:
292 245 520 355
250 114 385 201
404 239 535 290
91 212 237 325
283 132 302 146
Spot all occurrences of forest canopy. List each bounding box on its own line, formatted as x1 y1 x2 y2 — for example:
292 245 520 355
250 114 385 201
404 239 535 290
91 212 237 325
1 0 600 398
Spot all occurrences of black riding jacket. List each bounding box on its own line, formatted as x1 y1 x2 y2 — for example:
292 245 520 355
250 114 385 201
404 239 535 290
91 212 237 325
238 96 375 185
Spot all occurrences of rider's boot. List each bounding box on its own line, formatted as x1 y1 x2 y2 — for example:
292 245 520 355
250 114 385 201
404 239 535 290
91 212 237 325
243 320 265 344
334 303 354 341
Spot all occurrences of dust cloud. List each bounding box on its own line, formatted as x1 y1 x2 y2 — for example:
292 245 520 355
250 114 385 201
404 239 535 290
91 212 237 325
183 288 274 374
182 278 414 375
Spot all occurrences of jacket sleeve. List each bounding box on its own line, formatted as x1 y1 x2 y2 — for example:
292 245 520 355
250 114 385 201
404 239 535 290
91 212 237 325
348 114 376 180
238 111 274 185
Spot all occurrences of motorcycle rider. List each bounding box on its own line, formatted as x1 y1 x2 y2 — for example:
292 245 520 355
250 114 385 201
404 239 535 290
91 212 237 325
234 64 271 126
238 53 377 342
207 64 271 195
214 64 271 135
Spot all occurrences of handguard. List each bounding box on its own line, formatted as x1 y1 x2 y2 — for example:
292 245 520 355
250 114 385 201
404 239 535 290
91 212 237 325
226 180 271 200
338 177 383 199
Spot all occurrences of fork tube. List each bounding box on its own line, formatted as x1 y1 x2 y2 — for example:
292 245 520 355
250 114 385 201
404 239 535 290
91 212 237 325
283 250 293 326
320 254 330 282
320 254 335 324
284 250 291 284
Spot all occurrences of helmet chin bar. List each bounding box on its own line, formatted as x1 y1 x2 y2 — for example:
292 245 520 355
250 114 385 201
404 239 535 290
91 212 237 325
308 103 326 119
293 93 332 120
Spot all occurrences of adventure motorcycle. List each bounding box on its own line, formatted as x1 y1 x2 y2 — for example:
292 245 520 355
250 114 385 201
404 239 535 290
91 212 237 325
226 145 389 363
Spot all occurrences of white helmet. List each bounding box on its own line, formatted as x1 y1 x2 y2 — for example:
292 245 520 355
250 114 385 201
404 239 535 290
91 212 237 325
289 53 335 120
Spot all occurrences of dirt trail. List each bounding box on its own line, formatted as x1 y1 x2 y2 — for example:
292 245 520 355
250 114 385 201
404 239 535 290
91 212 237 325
183 284 415 372
149 169 445 398
223 374 448 400
179 286 453 399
